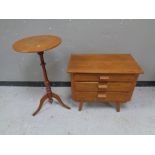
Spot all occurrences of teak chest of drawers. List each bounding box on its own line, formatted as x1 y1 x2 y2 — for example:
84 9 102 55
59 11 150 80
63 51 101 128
67 54 144 112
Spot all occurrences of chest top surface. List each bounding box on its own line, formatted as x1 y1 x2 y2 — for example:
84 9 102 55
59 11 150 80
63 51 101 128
13 35 61 53
67 54 144 74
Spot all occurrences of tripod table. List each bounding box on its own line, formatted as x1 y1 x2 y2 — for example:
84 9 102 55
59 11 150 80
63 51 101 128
13 35 71 116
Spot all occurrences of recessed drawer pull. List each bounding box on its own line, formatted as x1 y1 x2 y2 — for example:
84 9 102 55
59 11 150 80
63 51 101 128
97 94 107 98
99 76 110 80
98 84 108 89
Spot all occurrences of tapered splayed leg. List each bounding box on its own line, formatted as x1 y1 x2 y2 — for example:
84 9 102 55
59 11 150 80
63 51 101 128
48 98 53 104
52 93 71 109
115 102 121 112
32 94 48 116
79 102 84 111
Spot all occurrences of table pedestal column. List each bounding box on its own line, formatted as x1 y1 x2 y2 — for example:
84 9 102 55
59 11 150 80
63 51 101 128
32 52 70 116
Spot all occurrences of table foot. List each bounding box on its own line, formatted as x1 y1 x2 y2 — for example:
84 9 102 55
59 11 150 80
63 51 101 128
48 98 53 104
32 92 70 116
52 93 71 109
32 94 48 116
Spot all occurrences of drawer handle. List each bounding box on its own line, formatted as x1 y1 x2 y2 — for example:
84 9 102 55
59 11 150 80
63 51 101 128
98 84 108 89
99 76 110 80
97 94 107 98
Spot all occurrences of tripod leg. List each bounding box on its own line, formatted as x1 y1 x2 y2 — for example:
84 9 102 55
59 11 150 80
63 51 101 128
47 93 53 104
32 94 48 116
52 93 71 109
48 98 53 104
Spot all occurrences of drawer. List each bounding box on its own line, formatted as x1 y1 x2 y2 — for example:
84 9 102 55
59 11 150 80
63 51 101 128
73 91 131 102
74 82 134 92
73 73 137 82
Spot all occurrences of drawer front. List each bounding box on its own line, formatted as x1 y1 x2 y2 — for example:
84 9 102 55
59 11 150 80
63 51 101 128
74 73 137 82
73 92 131 102
74 82 134 92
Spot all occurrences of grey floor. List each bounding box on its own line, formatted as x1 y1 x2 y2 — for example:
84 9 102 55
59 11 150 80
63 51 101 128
0 86 155 135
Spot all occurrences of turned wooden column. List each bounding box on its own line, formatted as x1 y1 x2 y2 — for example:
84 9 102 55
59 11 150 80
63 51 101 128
38 52 53 102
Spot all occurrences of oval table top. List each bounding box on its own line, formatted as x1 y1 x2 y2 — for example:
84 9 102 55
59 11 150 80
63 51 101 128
13 35 61 53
